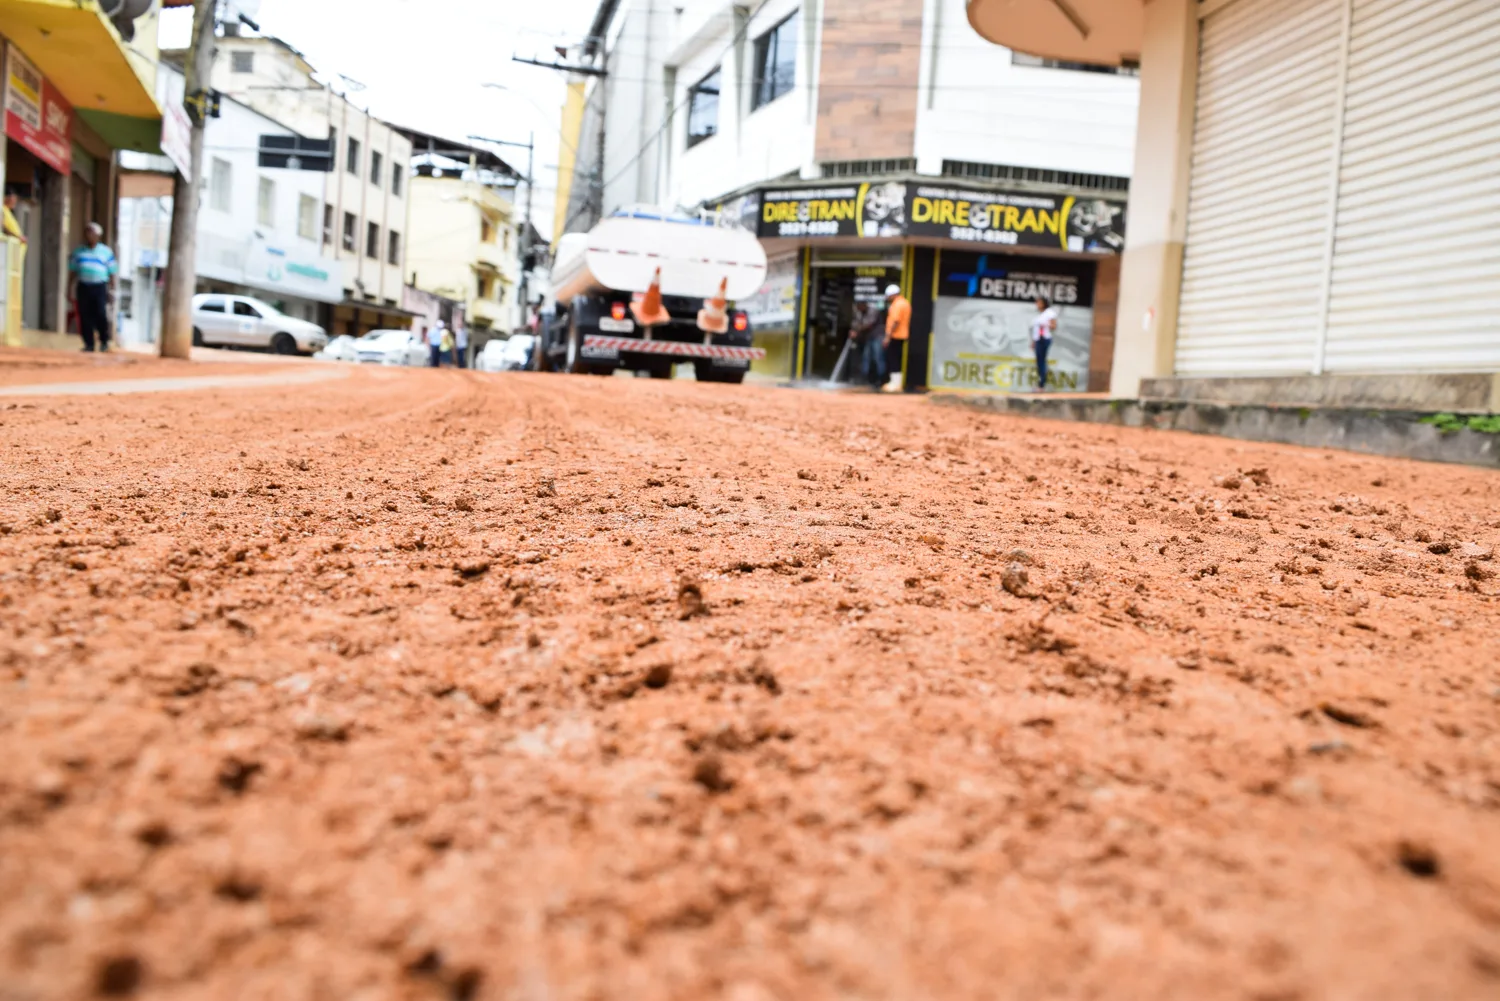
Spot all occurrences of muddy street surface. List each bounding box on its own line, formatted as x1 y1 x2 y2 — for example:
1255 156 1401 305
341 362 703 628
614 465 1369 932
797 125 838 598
2 365 1498 1000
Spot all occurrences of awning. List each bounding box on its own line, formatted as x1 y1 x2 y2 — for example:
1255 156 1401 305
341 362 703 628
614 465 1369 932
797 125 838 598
1 0 162 149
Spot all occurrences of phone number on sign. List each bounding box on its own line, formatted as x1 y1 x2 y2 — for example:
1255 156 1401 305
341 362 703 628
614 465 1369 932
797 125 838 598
776 221 841 236
947 227 1020 245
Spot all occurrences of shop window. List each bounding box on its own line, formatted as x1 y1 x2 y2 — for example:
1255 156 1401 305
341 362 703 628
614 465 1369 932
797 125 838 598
688 67 720 147
387 230 401 266
298 195 318 240
210 158 232 212
366 221 380 259
346 137 360 176
752 13 797 110
392 164 404 197
231 51 254 74
342 211 356 252
370 150 382 186
257 176 275 227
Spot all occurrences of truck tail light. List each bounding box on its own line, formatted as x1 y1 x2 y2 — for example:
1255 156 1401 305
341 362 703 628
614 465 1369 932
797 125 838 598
732 312 748 332
610 302 627 321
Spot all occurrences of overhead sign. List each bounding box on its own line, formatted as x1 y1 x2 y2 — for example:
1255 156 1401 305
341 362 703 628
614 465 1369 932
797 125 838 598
161 98 193 180
258 134 335 172
757 182 907 240
929 251 1097 394
4 44 72 176
907 184 1126 253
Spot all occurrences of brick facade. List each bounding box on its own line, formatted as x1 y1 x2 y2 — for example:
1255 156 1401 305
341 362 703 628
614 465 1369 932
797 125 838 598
813 0 924 163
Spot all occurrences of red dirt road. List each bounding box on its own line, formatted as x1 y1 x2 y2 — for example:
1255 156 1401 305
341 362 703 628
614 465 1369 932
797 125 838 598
2 363 1498 1000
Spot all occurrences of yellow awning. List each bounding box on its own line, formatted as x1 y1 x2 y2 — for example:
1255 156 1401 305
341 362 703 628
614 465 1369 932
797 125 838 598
1 0 160 121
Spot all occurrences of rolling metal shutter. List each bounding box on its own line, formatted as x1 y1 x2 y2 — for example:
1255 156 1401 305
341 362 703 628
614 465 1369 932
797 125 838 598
1321 0 1500 373
1175 0 1344 376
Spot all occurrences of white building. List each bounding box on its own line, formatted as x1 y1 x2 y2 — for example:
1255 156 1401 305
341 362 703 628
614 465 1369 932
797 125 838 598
562 0 1140 390
207 30 413 335
116 60 342 346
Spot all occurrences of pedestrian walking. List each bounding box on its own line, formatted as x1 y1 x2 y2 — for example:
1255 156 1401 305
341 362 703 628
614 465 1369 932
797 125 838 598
882 283 910 392
848 300 884 389
426 320 445 368
68 222 118 353
1029 296 1058 392
454 323 469 368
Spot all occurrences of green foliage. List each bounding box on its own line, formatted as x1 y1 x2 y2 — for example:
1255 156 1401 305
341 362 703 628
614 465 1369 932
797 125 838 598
1418 413 1500 435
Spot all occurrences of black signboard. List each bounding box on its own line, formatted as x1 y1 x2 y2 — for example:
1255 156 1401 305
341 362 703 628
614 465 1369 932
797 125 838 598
258 135 335 172
936 250 1096 305
756 181 908 240
907 184 1125 254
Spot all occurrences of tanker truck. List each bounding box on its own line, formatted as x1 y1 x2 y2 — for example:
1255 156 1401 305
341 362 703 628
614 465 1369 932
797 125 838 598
542 206 768 382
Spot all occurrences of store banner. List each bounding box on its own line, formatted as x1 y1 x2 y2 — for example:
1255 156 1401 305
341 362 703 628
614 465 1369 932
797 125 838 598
907 184 1126 254
4 45 72 176
929 252 1095 393
739 250 800 329
757 182 907 239
243 237 343 303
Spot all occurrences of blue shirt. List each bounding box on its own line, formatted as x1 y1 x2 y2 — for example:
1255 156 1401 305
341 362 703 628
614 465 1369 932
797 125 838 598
69 243 118 285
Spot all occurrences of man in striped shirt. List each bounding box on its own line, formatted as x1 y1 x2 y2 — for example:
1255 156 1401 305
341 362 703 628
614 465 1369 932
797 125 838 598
68 222 118 352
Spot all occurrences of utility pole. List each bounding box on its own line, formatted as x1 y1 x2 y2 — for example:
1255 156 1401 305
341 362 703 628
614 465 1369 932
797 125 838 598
159 0 217 359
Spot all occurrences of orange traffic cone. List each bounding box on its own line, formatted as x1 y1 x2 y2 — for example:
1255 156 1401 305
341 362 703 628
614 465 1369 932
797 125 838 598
631 267 670 328
696 276 729 335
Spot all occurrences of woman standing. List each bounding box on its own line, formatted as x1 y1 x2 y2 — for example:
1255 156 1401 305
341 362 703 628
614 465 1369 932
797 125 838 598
1029 297 1057 392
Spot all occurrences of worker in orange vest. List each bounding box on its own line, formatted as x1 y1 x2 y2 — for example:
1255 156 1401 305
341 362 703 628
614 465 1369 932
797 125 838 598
882 283 910 392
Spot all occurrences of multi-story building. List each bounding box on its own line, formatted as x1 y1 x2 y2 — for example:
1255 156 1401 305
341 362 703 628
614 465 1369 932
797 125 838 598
399 128 525 342
1 0 164 344
560 0 1139 390
115 60 344 345
207 30 413 335
967 0 1500 414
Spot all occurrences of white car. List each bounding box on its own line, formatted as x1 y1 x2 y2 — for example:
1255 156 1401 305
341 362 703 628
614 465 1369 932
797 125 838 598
313 334 359 362
476 334 535 372
192 293 327 354
355 329 429 367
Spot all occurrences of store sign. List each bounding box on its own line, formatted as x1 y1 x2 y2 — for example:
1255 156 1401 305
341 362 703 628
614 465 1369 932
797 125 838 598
928 251 1096 393
4 45 72 176
244 237 342 303
161 99 194 180
757 182 907 239
907 184 1126 254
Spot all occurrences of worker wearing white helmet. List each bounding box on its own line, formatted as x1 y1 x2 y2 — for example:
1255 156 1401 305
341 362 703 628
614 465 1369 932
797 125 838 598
882 283 910 392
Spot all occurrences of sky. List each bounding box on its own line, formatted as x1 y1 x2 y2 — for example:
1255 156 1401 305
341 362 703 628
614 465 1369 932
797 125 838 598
160 0 602 240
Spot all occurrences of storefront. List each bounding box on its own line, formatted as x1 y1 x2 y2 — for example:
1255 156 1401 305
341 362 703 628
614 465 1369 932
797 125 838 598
720 176 1126 392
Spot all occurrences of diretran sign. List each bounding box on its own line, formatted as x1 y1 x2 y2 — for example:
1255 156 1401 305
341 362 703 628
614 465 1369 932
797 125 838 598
4 44 72 176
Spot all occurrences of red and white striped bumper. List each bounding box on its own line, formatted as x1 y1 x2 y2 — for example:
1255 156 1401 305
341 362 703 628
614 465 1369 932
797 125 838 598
583 335 765 361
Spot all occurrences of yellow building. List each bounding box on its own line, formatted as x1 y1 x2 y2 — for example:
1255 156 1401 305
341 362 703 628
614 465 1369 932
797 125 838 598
400 128 523 338
1 0 163 344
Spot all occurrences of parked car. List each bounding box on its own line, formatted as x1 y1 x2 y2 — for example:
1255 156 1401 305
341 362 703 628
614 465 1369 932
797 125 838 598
313 334 358 362
355 329 429 367
476 334 535 372
191 293 327 354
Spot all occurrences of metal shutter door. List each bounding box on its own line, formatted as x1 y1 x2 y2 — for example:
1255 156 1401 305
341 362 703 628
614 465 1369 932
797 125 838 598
1322 0 1500 373
1176 0 1343 376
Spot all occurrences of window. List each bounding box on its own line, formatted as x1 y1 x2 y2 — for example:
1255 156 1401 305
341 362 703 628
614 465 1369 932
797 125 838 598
298 194 318 240
342 211 356 252
231 51 254 73
370 150 382 186
323 204 334 244
209 157 232 212
198 298 226 313
366 221 379 258
257 177 275 227
346 137 360 176
502 228 511 252
752 13 798 110
1011 52 1139 76
481 218 495 243
387 230 401 266
391 164 403 196
233 300 263 318
687 67 721 147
